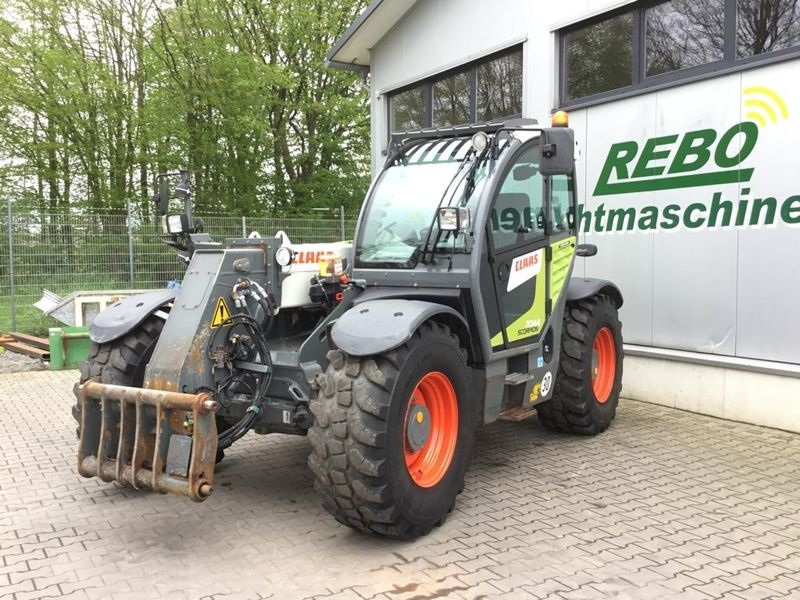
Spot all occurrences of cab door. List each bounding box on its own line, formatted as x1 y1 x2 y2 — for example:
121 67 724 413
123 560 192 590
547 173 578 315
481 142 550 352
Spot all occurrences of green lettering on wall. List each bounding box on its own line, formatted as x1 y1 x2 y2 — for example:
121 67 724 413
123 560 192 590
594 169 753 196
638 206 659 230
593 141 638 195
607 207 637 231
683 203 706 228
781 195 800 224
750 197 777 225
708 192 733 227
632 135 678 178
660 204 681 229
715 121 759 169
668 129 716 174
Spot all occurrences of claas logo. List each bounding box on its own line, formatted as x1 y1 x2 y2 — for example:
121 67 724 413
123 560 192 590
513 253 538 271
293 250 334 264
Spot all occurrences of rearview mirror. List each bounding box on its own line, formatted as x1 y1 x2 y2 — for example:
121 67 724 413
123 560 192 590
513 164 538 181
539 127 575 176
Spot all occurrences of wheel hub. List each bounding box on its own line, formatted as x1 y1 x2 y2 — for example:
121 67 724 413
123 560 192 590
592 326 616 403
406 402 431 452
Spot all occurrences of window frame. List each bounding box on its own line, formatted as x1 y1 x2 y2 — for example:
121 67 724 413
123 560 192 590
387 45 523 138
559 0 800 108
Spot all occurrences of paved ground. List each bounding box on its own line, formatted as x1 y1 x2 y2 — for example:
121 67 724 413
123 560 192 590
1 370 799 600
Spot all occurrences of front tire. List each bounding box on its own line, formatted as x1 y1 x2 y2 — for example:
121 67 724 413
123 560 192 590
537 294 623 435
72 316 165 432
308 322 475 539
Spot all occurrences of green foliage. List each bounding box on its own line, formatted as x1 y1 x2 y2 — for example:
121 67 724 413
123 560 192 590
0 0 370 217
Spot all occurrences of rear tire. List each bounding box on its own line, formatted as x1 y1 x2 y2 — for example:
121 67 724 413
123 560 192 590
308 321 475 539
72 316 164 433
537 294 623 435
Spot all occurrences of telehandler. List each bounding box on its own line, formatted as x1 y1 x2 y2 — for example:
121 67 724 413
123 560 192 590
74 113 623 538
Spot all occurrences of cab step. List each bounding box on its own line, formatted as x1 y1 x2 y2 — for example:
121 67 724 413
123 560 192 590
498 406 538 422
504 372 536 386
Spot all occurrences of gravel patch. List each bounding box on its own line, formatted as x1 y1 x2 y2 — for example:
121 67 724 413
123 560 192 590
0 349 48 374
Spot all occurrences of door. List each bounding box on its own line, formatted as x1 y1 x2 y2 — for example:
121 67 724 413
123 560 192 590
481 143 576 352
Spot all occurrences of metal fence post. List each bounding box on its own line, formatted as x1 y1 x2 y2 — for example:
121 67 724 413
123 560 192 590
242 215 246 237
126 199 135 287
7 196 16 331
340 204 345 240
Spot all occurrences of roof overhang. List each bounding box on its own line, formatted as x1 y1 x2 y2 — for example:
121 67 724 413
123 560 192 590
327 0 419 72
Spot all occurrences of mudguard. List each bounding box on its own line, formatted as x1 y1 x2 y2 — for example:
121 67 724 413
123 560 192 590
89 290 176 344
331 299 466 357
567 277 624 308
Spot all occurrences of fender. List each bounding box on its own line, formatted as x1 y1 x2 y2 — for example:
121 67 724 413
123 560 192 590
567 277 624 308
331 299 467 357
89 289 176 344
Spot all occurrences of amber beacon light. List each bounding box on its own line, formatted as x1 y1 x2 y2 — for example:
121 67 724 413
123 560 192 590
551 110 569 127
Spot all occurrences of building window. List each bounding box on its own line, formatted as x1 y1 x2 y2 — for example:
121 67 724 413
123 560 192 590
565 13 633 102
388 46 522 134
561 0 800 105
433 72 470 127
477 52 523 121
737 0 800 57
390 86 426 132
645 0 725 77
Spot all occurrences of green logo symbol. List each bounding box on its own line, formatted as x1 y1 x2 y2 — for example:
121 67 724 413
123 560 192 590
593 87 789 197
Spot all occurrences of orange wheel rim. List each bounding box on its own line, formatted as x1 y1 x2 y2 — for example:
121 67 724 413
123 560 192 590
403 371 458 488
592 327 616 404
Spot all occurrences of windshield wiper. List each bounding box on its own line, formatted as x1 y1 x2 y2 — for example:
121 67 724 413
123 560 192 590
417 145 489 265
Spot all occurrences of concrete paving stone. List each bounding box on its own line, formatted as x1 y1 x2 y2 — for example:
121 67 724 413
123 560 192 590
7 565 55 586
14 584 63 600
760 543 800 561
719 570 769 590
739 553 789 573
758 575 800 595
687 578 745 598
683 564 738 585
731 584 790 600
3 371 800 600
518 579 574 598
661 587 717 599
0 579 36 597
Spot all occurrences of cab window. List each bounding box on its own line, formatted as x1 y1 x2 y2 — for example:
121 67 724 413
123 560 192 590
550 174 575 233
489 146 544 252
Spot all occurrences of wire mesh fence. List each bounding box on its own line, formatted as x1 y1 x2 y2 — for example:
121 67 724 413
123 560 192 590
0 205 357 334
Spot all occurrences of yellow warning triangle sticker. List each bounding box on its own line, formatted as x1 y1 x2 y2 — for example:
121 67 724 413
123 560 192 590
211 297 232 328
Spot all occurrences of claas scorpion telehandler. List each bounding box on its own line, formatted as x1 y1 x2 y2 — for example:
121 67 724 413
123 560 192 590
74 113 623 538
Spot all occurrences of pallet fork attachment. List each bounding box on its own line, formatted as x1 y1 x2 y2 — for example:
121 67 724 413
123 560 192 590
77 381 218 502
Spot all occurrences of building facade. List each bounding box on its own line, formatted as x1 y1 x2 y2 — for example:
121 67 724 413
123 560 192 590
329 0 800 432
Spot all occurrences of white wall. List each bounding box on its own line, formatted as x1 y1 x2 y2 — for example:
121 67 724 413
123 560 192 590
369 0 640 171
623 354 800 433
370 0 532 172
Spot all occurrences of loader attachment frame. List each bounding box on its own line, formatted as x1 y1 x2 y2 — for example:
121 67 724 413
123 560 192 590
77 381 218 502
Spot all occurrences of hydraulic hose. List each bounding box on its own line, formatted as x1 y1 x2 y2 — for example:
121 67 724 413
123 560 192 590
208 279 275 450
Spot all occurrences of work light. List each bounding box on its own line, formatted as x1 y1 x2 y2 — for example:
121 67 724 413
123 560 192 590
162 213 189 234
275 246 295 267
437 207 470 232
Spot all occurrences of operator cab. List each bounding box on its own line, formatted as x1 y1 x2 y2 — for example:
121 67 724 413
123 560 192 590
352 115 578 361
